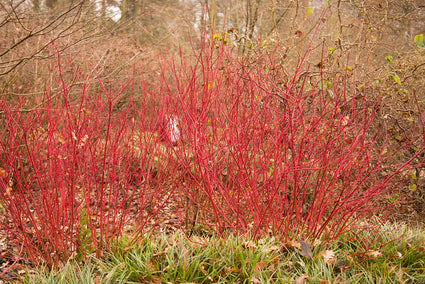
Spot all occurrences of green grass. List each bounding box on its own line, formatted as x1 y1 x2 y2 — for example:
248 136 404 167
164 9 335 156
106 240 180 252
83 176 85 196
19 221 425 283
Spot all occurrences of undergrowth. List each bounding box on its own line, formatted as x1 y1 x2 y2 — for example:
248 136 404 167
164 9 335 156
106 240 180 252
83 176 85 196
21 221 425 283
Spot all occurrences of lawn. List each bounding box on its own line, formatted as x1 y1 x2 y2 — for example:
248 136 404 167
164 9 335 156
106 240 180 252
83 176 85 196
20 221 425 283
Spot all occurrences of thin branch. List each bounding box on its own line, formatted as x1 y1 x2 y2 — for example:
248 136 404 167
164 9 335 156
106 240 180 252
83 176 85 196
0 0 26 28
0 1 84 59
401 62 425 83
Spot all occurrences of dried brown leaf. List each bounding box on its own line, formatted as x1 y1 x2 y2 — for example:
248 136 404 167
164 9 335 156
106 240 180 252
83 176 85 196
225 267 240 274
255 260 268 272
295 274 309 284
271 256 280 264
285 239 300 249
321 250 335 265
366 250 382 258
5 186 12 197
263 244 281 254
242 240 256 249
0 167 7 179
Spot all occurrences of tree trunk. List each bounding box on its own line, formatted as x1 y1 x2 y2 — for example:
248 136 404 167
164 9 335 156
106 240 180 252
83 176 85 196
208 0 217 33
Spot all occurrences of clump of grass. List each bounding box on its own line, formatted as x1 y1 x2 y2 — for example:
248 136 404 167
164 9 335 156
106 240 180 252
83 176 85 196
22 260 101 284
20 221 425 283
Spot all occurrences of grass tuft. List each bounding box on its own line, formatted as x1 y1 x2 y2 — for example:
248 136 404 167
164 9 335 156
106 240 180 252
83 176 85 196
20 221 425 283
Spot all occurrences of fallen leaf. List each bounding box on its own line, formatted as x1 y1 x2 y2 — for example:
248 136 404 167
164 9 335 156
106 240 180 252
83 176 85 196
335 260 348 272
0 167 7 179
295 274 309 284
224 267 240 273
263 244 281 254
5 186 12 196
255 260 268 272
55 132 66 145
271 256 280 263
366 250 382 258
242 240 257 249
321 250 335 265
298 241 313 259
78 134 89 148
285 239 300 249
396 268 405 280
250 276 261 284
319 279 329 284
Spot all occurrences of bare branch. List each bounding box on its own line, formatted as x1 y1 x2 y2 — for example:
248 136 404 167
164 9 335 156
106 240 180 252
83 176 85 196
0 1 98 78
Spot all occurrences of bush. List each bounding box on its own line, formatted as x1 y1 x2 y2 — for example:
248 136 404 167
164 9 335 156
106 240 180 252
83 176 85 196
0 37 424 269
157 37 425 241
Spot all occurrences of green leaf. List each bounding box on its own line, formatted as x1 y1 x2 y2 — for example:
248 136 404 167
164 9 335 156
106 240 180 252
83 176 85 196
385 55 393 64
410 173 417 180
343 65 352 71
307 7 313 14
381 148 388 155
357 83 365 91
409 184 417 191
389 73 401 85
414 34 425 49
